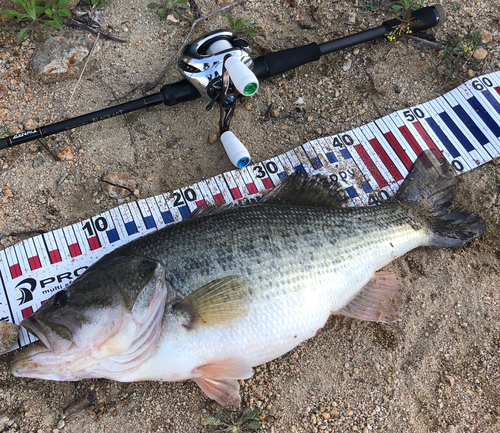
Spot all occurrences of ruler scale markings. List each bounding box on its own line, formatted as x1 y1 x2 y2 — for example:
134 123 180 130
188 182 208 208
311 137 366 206
431 96 492 165
374 117 414 170
52 228 72 262
467 76 500 116
239 168 259 195
221 171 243 201
293 145 315 175
366 121 408 180
98 209 121 245
417 102 474 171
136 199 157 231
144 197 166 230
351 127 396 192
5 247 22 279
23 238 42 271
13 244 30 277
379 115 420 162
457 84 500 139
285 149 306 174
391 111 428 156
0 265 14 325
213 174 233 204
276 153 294 179
32 235 52 265
153 194 175 226
127 202 148 239
229 169 251 197
444 89 500 156
246 163 269 193
463 81 500 125
117 204 140 237
197 181 216 206
41 232 62 264
262 156 287 187
163 191 186 223
302 140 325 170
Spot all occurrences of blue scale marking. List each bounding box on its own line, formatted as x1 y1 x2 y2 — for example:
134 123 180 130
311 156 323 169
467 96 500 137
161 211 174 224
326 152 338 163
294 164 306 174
482 89 500 116
106 228 119 243
125 221 138 235
424 117 461 158
438 111 475 152
362 182 373 193
143 215 156 230
277 171 288 181
179 206 190 218
452 105 489 145
345 186 358 198
340 148 352 159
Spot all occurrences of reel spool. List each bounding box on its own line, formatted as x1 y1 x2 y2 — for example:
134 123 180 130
178 31 258 168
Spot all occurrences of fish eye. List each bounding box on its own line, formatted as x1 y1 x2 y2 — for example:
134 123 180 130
54 290 70 307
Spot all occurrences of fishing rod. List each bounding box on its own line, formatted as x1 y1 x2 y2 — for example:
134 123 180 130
0 5 443 167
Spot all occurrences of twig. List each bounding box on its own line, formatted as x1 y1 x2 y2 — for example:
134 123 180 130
406 34 443 49
118 0 246 100
67 34 101 110
66 19 128 43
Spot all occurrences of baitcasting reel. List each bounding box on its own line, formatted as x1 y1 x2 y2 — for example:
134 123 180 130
178 31 260 168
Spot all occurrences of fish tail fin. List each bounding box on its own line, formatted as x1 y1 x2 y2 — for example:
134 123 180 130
396 150 486 248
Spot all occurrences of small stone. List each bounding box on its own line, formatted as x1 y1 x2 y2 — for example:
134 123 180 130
353 48 360 55
322 412 331 420
270 109 279 118
481 31 492 44
165 14 179 24
53 429 59 433
57 420 65 429
55 146 75 161
395 86 404 94
0 84 7 99
208 133 218 144
0 321 20 354
294 97 305 105
467 69 476 78
3 188 13 198
473 48 488 61
101 172 136 199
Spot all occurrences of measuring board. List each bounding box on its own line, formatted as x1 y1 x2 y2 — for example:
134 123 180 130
1 71 500 351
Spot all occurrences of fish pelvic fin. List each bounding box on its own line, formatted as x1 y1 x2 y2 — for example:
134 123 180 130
335 271 402 324
174 276 250 329
193 357 254 406
396 150 486 247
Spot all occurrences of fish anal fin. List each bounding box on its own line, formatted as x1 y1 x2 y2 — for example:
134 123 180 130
336 271 402 324
174 276 250 329
193 358 254 406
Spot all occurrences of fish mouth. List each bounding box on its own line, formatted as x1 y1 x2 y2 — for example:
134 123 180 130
21 316 73 354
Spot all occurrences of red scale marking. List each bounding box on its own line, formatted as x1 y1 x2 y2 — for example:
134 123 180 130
213 193 225 205
22 306 33 318
88 236 100 251
495 86 500 96
262 178 274 190
412 122 444 159
49 249 62 264
383 131 413 171
399 125 423 156
28 256 42 270
41 299 48 305
9 264 22 279
230 187 242 200
196 199 206 207
354 144 388 188
368 138 403 182
246 183 258 195
68 243 82 257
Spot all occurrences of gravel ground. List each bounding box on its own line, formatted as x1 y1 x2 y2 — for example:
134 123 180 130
1 0 500 432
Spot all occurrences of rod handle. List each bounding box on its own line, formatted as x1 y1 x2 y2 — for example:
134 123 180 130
220 131 251 168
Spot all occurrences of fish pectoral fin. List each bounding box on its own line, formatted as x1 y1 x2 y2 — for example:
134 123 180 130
174 276 251 329
193 357 254 406
335 271 402 324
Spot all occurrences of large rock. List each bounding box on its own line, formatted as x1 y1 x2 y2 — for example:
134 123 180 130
31 35 91 82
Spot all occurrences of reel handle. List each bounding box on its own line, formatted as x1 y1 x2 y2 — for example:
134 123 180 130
220 131 251 168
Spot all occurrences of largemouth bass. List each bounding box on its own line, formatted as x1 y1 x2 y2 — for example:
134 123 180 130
12 151 485 406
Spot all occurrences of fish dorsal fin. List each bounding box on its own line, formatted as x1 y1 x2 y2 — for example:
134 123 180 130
262 172 347 207
335 271 402 324
174 276 251 329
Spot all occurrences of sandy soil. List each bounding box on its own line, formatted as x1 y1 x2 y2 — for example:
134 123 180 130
1 0 500 432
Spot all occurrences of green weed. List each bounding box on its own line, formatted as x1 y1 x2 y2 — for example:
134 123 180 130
203 407 261 433
147 0 189 20
0 0 71 43
226 14 259 36
386 0 424 41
